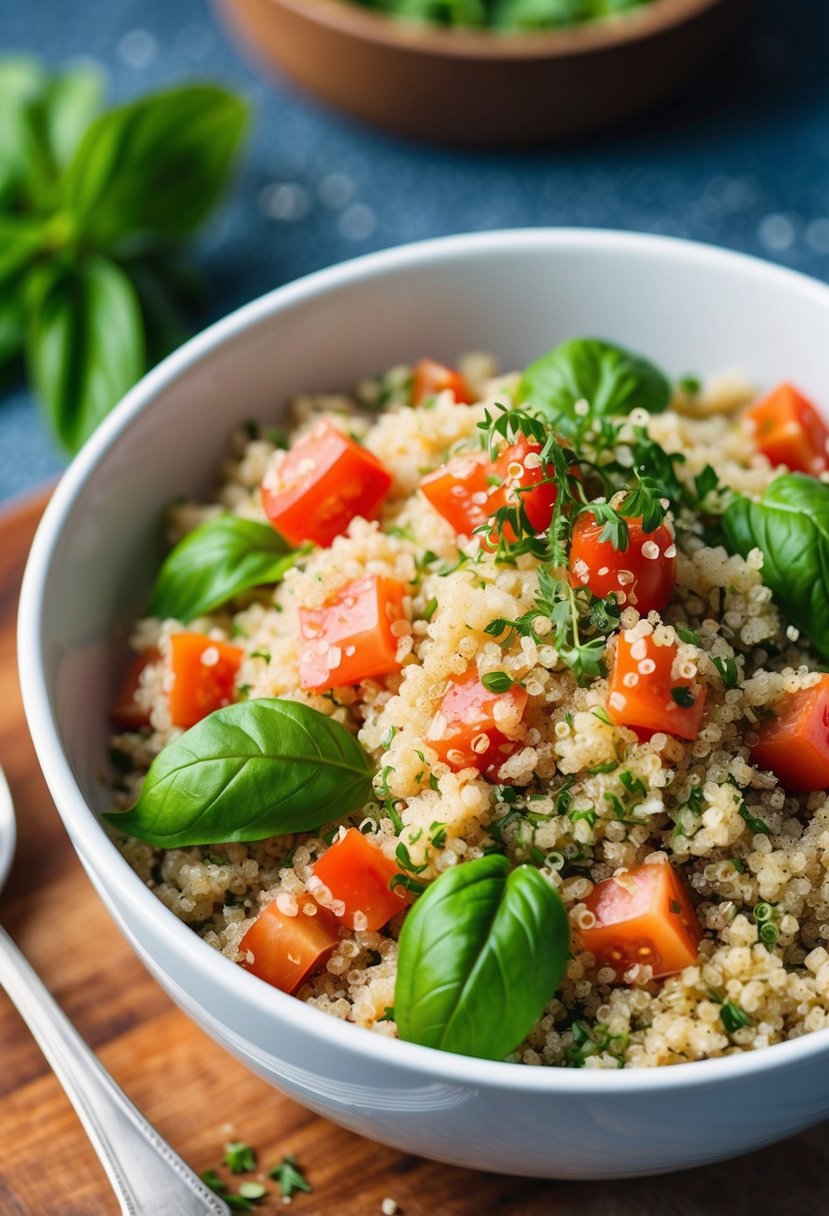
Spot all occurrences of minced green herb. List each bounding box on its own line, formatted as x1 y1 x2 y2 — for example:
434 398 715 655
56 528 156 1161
720 1000 752 1034
269 1156 313 1200
223 1142 256 1174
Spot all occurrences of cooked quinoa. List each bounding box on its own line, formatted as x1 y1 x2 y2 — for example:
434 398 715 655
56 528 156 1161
111 348 829 1069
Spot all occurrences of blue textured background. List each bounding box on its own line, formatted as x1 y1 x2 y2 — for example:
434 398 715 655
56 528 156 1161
3 0 828 503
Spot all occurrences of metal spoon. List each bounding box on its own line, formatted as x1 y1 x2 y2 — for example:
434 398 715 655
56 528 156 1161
0 763 229 1216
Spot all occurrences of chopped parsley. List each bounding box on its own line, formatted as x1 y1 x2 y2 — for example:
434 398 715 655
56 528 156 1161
619 770 647 798
739 804 771 836
269 1156 313 1200
481 670 515 693
395 842 429 874
223 1141 256 1174
670 686 696 708
389 873 428 896
712 655 740 688
720 1000 752 1034
429 820 448 848
566 1019 628 1068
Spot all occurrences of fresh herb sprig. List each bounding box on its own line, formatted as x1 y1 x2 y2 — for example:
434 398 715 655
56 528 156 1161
1 57 248 452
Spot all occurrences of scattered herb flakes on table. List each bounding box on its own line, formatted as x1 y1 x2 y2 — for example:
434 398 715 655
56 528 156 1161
107 341 829 1069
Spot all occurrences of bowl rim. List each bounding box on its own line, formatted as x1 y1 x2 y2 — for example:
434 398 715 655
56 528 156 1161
223 0 732 62
19 226 829 1096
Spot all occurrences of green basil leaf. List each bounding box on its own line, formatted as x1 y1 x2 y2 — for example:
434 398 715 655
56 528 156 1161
0 294 26 371
0 56 53 209
395 854 569 1060
0 215 48 285
0 57 102 209
723 473 829 660
44 62 105 168
149 516 297 622
517 338 671 426
65 84 249 245
26 255 145 453
103 699 374 847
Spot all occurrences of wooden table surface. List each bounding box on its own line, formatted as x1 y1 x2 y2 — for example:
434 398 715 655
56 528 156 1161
1 490 827 1216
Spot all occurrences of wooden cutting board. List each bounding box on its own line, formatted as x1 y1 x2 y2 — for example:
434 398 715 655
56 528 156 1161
1 489 827 1216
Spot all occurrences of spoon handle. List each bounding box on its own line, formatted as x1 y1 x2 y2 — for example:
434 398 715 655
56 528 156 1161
0 925 229 1216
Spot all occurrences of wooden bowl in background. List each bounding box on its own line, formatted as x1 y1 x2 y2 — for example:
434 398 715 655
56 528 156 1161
213 0 750 146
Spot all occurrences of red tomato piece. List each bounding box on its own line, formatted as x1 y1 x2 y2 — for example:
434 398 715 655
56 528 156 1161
419 451 493 537
744 383 829 475
412 358 472 406
579 862 702 979
569 512 676 615
168 633 243 729
240 896 340 994
751 675 829 793
298 575 406 693
112 649 160 730
420 436 559 541
492 436 560 537
427 668 528 777
310 828 407 931
261 420 392 548
607 633 706 741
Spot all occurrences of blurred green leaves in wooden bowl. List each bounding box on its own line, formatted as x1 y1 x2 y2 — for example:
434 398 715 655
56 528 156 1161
0 58 249 454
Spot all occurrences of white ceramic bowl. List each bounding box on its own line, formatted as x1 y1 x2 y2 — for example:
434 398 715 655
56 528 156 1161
18 230 829 1179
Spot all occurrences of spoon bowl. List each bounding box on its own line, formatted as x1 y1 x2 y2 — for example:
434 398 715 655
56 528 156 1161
0 765 15 893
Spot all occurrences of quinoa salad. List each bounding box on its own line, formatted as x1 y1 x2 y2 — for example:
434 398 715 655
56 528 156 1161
106 338 829 1070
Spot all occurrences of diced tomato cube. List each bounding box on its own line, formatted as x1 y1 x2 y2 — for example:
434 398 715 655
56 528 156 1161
607 633 706 741
168 633 243 729
240 895 340 994
298 575 406 693
491 436 560 540
261 420 392 548
570 513 676 616
420 452 493 537
420 435 560 542
412 358 472 406
579 861 702 979
310 828 406 931
751 674 829 792
112 649 160 730
744 383 829 476
427 668 528 777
